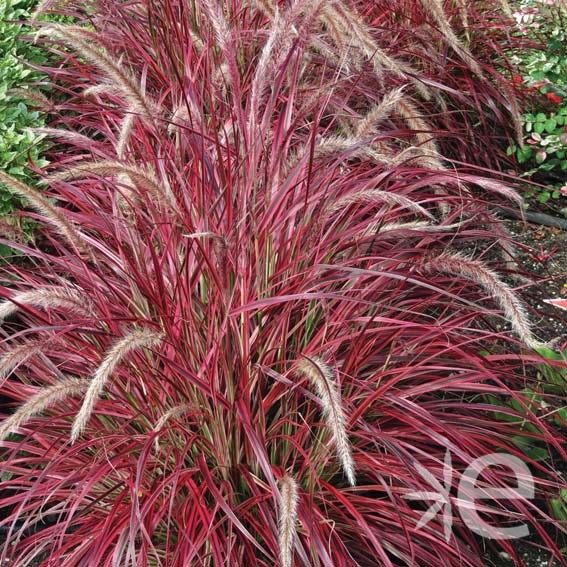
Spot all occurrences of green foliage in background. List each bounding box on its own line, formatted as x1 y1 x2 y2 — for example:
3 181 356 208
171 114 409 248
0 0 49 218
486 344 567 521
507 0 567 203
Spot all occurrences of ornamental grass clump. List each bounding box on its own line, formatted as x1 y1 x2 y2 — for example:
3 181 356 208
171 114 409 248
0 1 566 566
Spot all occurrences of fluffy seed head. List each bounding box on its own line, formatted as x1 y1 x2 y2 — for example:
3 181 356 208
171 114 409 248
153 403 191 451
0 340 46 386
326 189 435 220
47 161 175 207
421 252 545 350
0 287 95 323
0 171 88 257
71 327 163 442
37 25 158 122
0 379 88 442
295 356 356 486
278 474 299 567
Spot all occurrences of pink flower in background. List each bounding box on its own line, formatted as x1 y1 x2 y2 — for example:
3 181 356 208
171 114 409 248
560 185 567 197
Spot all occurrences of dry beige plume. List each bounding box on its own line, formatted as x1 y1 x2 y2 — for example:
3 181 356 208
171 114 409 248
296 356 356 486
420 0 482 76
201 0 241 93
278 474 299 567
116 114 136 159
0 340 45 384
326 188 435 221
71 327 163 442
325 3 432 101
355 87 408 138
27 127 99 148
37 25 157 123
313 134 397 166
369 220 464 235
82 84 123 98
9 88 51 108
248 7 290 132
0 287 95 324
168 102 202 136
249 0 328 132
251 0 276 19
0 379 88 442
497 0 513 17
153 403 191 451
253 0 431 101
0 170 88 257
453 0 469 31
394 98 444 169
47 161 174 206
421 252 545 350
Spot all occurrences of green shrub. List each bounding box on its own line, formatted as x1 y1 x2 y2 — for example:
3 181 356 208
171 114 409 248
0 0 49 218
508 0 567 202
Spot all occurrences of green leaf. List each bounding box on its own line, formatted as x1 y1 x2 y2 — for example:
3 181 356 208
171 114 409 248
517 147 534 163
545 118 558 133
511 436 549 461
535 346 562 360
554 407 567 426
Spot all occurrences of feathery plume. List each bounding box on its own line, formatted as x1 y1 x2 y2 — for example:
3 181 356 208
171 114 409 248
453 0 469 31
325 3 432 101
295 356 356 486
71 328 163 442
0 340 45 385
420 252 545 350
153 403 191 451
200 0 241 92
116 114 136 159
314 135 396 166
0 287 95 323
249 0 327 131
168 101 202 136
355 87 408 138
47 161 174 206
369 220 464 235
189 30 204 52
9 88 51 109
326 189 435 220
394 97 444 169
26 127 99 148
420 0 483 76
37 25 157 123
0 379 88 442
251 0 276 19
248 8 288 131
278 475 299 567
82 84 124 98
0 170 88 257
